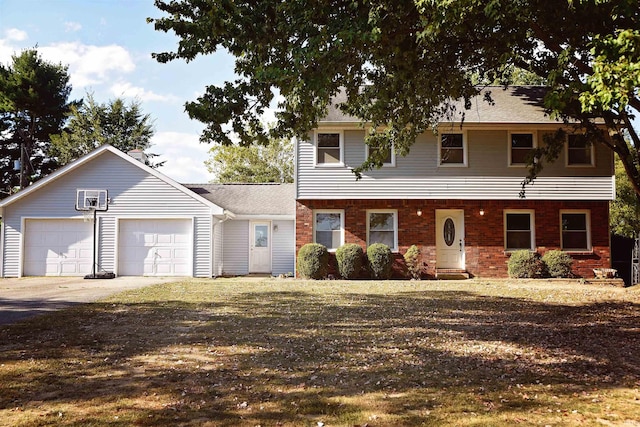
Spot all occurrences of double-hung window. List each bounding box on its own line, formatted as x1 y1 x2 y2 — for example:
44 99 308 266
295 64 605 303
561 211 591 251
316 132 343 165
366 142 395 167
567 134 594 166
314 210 344 251
504 211 535 250
367 210 398 251
509 132 535 166
439 133 466 166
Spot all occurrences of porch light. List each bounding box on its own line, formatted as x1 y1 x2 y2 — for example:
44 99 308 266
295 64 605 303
479 208 485 216
417 209 422 217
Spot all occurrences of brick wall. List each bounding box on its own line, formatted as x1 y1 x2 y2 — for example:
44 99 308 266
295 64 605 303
296 199 611 278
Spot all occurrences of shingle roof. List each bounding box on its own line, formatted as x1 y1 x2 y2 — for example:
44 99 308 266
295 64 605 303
321 86 558 124
184 183 295 216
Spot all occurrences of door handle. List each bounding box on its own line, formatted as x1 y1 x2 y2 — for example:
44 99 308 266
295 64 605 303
459 239 463 252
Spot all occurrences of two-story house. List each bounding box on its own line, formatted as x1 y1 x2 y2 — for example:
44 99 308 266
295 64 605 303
295 86 615 278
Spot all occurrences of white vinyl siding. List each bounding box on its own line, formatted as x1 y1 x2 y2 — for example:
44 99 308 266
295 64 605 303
222 220 249 275
296 129 614 200
1 151 214 277
213 219 224 276
272 220 295 275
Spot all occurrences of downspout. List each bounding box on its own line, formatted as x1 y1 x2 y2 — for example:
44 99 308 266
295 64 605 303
214 210 235 277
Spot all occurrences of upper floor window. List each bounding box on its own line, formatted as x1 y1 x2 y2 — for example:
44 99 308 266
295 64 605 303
509 132 535 166
567 134 594 166
367 210 398 251
561 211 591 251
316 132 343 165
504 210 535 251
366 142 395 167
314 210 344 251
439 133 467 166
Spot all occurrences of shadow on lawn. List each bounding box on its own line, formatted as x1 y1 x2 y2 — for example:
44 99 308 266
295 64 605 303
1 290 639 425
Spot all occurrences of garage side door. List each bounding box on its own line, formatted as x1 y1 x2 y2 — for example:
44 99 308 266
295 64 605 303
23 219 93 276
118 219 192 276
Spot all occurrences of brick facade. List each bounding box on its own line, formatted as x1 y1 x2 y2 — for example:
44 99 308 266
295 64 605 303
296 199 611 278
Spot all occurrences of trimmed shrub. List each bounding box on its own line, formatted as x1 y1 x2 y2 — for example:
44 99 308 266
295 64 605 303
542 250 573 278
507 250 546 278
297 243 329 279
336 243 364 279
404 245 422 280
367 243 393 279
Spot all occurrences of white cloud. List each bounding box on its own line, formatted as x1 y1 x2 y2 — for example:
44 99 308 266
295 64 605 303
64 22 82 33
5 28 27 41
38 42 135 87
110 81 177 103
151 131 214 183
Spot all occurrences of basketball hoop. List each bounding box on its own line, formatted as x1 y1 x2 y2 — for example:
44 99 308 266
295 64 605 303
82 210 94 222
75 189 112 279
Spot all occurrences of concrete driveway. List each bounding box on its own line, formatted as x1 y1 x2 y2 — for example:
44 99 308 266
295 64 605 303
0 276 177 325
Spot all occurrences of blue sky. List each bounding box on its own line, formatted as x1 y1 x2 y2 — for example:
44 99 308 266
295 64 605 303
0 0 240 183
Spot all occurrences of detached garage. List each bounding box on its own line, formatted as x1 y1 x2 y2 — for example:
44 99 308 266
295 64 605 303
0 145 223 278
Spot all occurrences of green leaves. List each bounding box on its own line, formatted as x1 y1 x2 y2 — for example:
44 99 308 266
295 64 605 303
150 0 639 194
50 93 157 167
204 134 293 183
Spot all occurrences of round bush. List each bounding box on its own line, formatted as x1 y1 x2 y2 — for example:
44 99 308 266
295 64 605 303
367 243 393 279
507 250 545 278
542 250 573 278
336 243 364 279
297 243 329 279
404 245 422 280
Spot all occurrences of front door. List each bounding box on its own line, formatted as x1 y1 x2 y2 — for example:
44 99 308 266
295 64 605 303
250 221 271 273
436 210 465 269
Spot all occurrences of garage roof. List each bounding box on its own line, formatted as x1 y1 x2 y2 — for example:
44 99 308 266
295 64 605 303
185 183 295 217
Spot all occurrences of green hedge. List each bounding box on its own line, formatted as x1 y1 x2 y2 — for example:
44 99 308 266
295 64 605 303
297 243 329 279
367 243 393 279
404 245 422 280
542 250 573 278
507 250 546 278
336 243 364 279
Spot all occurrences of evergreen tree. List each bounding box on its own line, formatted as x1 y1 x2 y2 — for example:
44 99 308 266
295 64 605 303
0 49 76 197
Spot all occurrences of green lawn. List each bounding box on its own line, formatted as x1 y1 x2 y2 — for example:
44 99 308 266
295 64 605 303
1 278 639 426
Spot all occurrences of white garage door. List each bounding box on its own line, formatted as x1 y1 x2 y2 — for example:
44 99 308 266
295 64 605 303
118 219 192 276
23 219 93 276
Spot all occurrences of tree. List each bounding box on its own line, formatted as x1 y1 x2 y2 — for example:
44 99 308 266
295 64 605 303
205 136 293 183
0 49 76 197
150 0 638 190
50 93 161 167
611 154 640 237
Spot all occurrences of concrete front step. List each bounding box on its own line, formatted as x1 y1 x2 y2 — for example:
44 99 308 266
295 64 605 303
435 269 470 280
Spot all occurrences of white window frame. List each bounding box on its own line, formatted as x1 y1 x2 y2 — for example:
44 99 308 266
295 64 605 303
504 209 536 251
438 131 468 167
560 210 592 252
565 134 595 167
365 141 396 167
314 130 344 167
313 210 344 251
508 131 537 167
366 209 398 252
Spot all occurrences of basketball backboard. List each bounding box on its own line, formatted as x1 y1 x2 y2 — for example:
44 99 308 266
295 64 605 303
75 189 109 211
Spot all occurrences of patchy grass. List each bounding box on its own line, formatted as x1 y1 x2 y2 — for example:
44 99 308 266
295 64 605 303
1 278 640 426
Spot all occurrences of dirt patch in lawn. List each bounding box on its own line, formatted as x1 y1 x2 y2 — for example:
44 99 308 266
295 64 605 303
1 278 639 426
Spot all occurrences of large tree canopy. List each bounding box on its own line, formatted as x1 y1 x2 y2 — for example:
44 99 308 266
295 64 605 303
50 93 160 167
205 136 293 183
0 49 76 196
150 0 639 188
